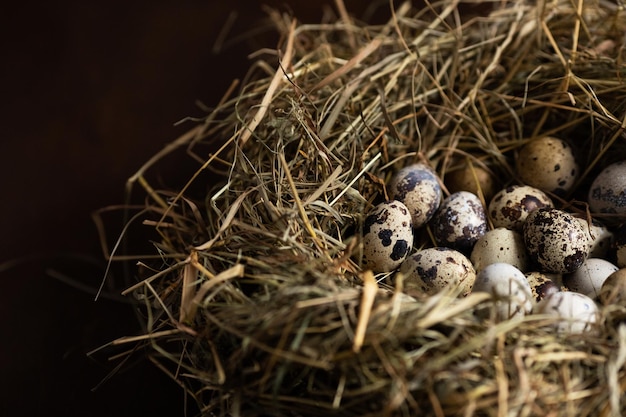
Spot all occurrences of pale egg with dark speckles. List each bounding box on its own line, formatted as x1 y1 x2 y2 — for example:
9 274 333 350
488 184 553 231
430 191 487 255
399 247 475 297
388 162 442 228
522 208 590 274
470 227 529 272
588 160 626 218
525 271 562 302
516 136 578 196
361 200 413 273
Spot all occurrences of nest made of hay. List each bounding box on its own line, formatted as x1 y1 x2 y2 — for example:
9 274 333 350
95 0 626 416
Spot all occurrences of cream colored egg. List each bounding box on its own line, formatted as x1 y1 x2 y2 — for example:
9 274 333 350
472 262 533 321
516 136 578 196
399 247 475 297
470 227 529 272
522 208 590 274
488 184 553 231
563 257 618 299
534 291 598 334
362 200 413 273
388 163 442 228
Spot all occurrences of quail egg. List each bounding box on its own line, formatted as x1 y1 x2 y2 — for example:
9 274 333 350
430 191 488 255
516 136 578 196
445 163 497 202
588 160 626 218
573 215 614 259
488 184 553 231
534 291 598 334
470 227 529 272
523 208 590 274
399 247 475 297
388 162 442 228
525 271 562 302
599 268 626 306
472 262 534 321
563 257 618 299
361 200 413 273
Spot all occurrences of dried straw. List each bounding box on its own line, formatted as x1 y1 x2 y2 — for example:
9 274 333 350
96 0 626 415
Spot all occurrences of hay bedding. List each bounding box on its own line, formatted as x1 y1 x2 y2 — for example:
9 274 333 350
97 0 626 416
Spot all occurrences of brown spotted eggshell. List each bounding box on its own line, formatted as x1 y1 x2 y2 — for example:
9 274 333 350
361 200 413 274
488 184 553 231
470 227 529 272
522 208 590 274
388 162 442 228
430 191 487 255
399 247 475 297
588 160 626 218
516 136 578 196
525 271 562 302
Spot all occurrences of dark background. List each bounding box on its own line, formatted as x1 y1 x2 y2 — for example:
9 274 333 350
0 1 376 416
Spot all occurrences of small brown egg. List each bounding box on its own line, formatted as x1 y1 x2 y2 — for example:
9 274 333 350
488 184 553 231
361 200 413 273
588 160 626 218
399 247 475 297
516 136 578 196
445 164 497 202
522 208 590 273
470 227 529 272
388 162 442 228
525 271 562 302
599 268 626 306
430 191 488 255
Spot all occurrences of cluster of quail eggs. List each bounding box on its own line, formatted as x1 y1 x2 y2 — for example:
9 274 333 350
360 136 626 334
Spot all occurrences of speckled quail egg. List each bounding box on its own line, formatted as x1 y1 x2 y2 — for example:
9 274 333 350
523 208 590 274
470 227 529 272
472 262 534 321
388 162 442 228
488 184 553 231
525 271 562 302
588 160 626 218
445 163 498 202
516 136 578 196
534 291 598 334
599 268 626 306
361 200 413 273
399 247 475 297
430 191 488 255
563 257 619 299
573 215 614 258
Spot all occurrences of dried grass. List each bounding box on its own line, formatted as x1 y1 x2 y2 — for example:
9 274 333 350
95 0 626 415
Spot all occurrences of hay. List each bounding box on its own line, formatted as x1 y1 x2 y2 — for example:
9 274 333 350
97 0 626 415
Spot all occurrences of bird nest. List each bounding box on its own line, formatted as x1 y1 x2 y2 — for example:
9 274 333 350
95 0 626 415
